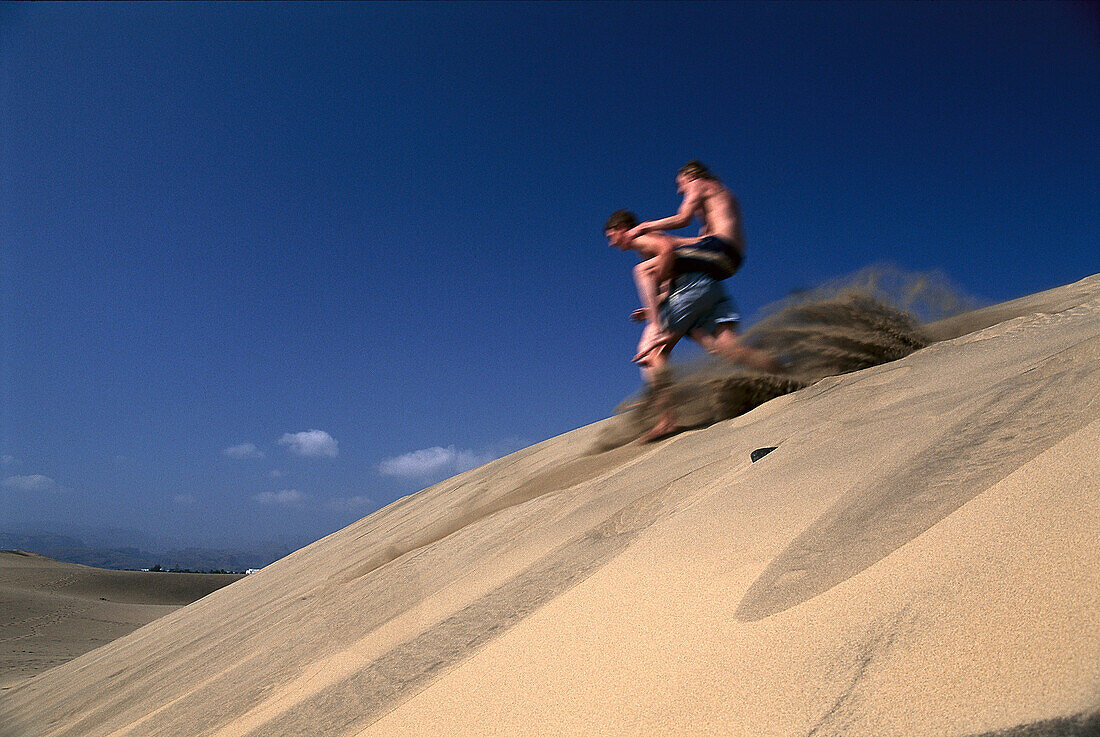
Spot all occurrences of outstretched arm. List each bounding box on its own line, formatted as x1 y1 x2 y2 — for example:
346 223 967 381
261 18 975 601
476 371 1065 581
626 189 704 238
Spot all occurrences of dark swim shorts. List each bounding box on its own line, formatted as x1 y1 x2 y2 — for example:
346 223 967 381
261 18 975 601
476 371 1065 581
673 235 743 280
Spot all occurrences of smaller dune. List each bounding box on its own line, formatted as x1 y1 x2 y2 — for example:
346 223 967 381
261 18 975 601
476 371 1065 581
0 550 241 691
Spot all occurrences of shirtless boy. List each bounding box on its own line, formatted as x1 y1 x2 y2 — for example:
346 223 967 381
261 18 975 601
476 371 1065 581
605 208 783 442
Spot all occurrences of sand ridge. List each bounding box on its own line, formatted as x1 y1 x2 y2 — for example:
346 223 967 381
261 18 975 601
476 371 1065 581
1 273 1098 737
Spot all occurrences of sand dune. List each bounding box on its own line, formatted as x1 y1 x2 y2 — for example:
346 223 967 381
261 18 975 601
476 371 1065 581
1 273 1098 737
0 552 241 692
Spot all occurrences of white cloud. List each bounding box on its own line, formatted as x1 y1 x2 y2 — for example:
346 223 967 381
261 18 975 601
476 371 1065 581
269 469 285 478
326 495 374 512
2 474 60 492
278 430 338 458
174 493 196 506
254 489 305 505
1 455 17 466
224 442 264 460
378 445 497 479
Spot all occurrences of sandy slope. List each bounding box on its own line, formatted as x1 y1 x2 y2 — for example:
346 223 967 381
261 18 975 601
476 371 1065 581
0 552 241 692
1 273 1098 737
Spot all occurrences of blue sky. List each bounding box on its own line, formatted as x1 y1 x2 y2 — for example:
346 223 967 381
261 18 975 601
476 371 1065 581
2 2 1097 549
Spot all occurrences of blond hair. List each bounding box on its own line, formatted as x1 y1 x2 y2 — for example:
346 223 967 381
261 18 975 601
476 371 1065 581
678 160 717 181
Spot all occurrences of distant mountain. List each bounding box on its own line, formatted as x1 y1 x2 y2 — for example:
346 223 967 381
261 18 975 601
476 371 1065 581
0 531 297 573
156 542 298 573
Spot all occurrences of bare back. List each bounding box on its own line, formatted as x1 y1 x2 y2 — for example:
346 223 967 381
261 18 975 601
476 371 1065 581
632 231 695 261
689 179 745 255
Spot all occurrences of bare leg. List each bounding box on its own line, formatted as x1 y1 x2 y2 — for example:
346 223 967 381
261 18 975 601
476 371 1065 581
632 259 674 361
626 261 685 440
638 340 683 443
692 324 786 374
634 321 675 365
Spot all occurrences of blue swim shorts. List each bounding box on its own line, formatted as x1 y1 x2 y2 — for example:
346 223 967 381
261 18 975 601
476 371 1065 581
659 272 741 336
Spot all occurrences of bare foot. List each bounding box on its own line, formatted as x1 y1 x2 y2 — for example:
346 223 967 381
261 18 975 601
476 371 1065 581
640 413 682 443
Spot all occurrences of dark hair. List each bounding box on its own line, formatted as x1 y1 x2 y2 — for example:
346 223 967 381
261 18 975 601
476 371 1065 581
678 160 717 181
604 209 637 231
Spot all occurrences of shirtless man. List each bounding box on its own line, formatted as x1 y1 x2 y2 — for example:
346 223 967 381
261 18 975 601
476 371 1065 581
628 159 745 256
605 209 783 442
